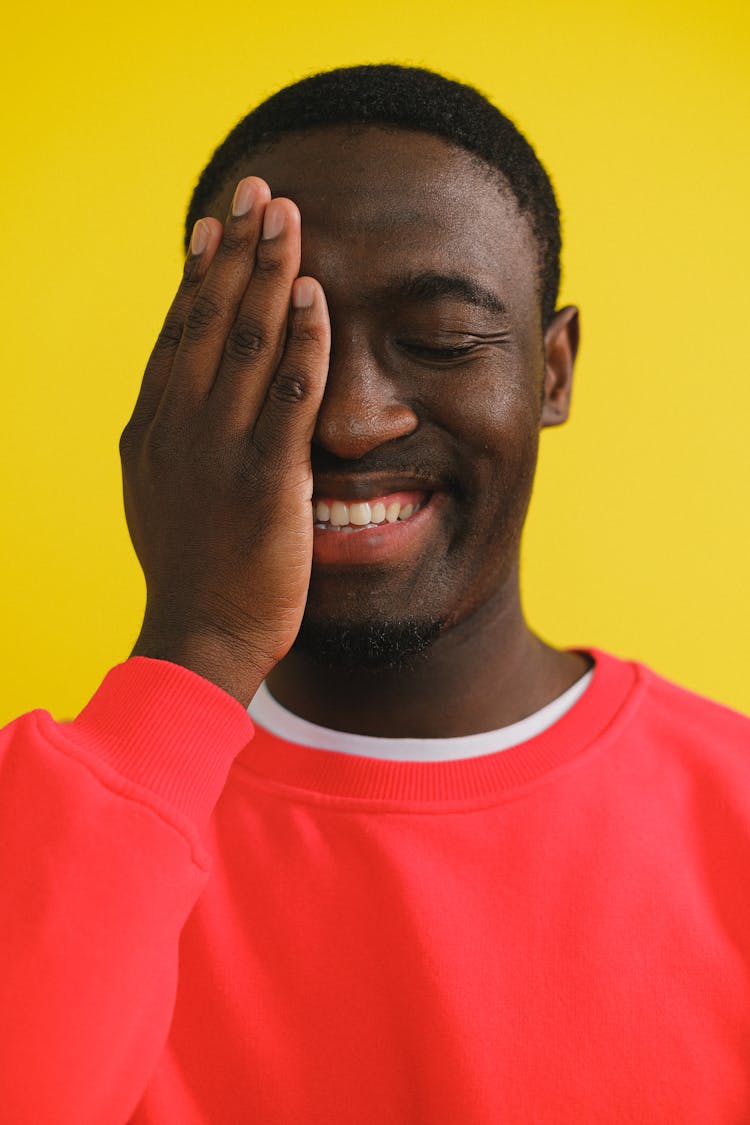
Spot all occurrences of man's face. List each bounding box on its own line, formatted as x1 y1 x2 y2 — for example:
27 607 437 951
210 126 568 664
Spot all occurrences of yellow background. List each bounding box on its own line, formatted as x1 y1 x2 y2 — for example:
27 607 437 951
1 0 748 724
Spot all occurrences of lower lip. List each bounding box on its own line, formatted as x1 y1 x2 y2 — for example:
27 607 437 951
312 492 447 567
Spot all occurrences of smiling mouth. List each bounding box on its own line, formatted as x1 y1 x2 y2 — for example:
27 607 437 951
312 491 429 531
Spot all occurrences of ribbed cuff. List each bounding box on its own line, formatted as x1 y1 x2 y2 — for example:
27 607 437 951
69 657 254 826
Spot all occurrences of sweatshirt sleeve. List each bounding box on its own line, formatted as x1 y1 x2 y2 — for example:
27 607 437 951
0 656 254 1125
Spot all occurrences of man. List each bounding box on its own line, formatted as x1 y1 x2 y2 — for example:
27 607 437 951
1 65 749 1124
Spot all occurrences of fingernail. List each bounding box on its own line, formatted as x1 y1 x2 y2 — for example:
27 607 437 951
293 278 315 308
262 203 285 240
232 179 255 218
190 220 209 255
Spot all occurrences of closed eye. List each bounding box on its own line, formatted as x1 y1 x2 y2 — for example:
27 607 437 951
405 344 477 360
397 336 508 364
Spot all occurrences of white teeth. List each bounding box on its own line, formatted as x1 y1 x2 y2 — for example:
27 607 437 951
349 502 371 526
329 501 350 527
313 497 426 529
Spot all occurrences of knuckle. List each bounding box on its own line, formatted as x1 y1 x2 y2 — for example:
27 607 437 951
224 318 267 363
253 251 283 281
183 292 225 341
181 255 204 286
154 314 183 352
215 230 248 260
269 370 309 405
290 317 325 346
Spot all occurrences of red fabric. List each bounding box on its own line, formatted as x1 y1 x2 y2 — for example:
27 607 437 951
1 650 749 1123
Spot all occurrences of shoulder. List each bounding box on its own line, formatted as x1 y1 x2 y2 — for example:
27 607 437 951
592 647 750 770
638 659 748 735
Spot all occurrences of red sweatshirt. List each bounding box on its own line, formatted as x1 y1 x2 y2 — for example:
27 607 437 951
1 648 749 1123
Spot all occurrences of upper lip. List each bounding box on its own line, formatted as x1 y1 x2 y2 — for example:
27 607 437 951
311 473 445 501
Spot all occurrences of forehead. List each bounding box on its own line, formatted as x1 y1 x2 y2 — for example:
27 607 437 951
212 126 539 311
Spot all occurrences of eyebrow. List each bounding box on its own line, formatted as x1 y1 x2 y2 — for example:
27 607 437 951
388 271 508 315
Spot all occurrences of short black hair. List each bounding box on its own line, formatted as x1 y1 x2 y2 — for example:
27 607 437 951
185 64 562 326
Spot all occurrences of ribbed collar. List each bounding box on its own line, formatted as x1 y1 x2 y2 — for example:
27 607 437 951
235 648 644 806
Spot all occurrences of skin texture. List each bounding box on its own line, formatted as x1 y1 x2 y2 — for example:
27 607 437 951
125 125 590 734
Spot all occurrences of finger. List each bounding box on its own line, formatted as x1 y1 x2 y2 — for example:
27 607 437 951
127 218 222 431
207 197 303 429
251 277 330 484
160 176 272 414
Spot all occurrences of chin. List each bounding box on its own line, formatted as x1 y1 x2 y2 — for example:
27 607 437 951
293 614 445 673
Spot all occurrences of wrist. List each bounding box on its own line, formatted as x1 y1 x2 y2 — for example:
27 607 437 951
131 622 267 708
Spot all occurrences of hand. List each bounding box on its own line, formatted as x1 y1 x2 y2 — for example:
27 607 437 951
120 178 330 705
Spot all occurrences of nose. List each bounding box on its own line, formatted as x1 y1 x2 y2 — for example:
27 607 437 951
312 332 418 461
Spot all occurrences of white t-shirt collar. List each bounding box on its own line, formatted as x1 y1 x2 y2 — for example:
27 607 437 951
248 668 594 763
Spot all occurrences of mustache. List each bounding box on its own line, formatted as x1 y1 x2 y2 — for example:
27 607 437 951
310 443 460 490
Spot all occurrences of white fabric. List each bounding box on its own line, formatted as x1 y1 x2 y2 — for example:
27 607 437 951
248 667 594 762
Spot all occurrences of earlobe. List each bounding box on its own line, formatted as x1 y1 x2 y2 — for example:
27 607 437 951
541 305 580 428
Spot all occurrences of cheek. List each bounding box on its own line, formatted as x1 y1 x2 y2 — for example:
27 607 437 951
435 363 542 473
437 368 543 567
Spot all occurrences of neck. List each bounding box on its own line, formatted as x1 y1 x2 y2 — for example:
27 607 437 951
267 576 590 738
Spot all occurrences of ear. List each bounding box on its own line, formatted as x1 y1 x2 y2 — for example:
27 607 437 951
541 305 580 428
